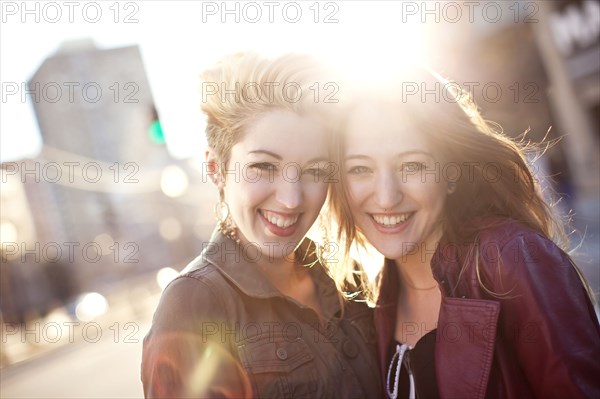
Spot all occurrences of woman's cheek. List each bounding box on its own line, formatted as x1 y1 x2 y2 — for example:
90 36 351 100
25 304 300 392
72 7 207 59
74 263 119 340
405 178 442 196
303 181 328 206
234 178 269 203
345 179 368 208
247 177 275 190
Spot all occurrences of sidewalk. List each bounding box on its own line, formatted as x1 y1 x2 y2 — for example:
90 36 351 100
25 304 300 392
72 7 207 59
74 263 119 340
1 273 162 368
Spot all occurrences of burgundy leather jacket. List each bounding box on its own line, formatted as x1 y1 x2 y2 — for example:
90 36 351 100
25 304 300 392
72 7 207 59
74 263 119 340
375 219 600 399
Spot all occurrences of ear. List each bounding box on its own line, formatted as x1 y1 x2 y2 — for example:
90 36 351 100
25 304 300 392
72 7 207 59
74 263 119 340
205 149 225 190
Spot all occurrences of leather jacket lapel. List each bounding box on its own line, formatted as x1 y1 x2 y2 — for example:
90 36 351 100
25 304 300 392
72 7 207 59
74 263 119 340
436 297 500 399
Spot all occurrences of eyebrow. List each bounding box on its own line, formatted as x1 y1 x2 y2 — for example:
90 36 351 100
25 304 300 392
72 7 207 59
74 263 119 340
305 157 329 164
248 150 329 165
248 150 282 160
345 150 433 160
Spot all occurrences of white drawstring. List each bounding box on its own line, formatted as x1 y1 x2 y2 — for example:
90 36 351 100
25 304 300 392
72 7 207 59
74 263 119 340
386 343 415 399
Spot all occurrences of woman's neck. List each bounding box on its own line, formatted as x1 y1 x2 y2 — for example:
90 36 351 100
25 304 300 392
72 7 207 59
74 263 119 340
394 229 443 292
394 258 438 292
256 249 323 319
258 253 301 285
234 232 302 287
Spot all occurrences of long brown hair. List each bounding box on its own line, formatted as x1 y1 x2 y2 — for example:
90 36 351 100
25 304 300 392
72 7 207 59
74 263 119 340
326 67 595 304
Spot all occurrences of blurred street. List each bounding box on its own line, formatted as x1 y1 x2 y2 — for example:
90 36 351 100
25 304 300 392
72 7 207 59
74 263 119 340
1 274 161 399
1 321 150 398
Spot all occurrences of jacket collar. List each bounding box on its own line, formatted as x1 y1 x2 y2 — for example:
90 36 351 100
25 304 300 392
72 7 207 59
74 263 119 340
430 217 517 297
188 229 341 318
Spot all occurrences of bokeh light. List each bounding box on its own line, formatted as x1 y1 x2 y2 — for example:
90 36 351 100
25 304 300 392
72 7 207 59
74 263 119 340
160 165 189 198
156 267 179 291
74 292 109 322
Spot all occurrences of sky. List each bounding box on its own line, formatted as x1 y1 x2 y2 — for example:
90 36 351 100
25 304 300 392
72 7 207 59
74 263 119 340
1 0 439 162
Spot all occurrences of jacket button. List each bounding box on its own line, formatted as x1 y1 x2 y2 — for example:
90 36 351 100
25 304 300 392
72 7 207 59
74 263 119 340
342 339 359 359
276 347 288 360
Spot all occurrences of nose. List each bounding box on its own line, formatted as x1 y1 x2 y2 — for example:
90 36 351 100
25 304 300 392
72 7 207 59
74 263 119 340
275 178 303 209
374 170 402 210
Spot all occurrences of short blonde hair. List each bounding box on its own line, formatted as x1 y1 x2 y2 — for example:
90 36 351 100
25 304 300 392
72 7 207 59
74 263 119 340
201 52 328 166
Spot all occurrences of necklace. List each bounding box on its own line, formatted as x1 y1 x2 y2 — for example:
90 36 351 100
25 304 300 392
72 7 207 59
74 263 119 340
402 280 439 291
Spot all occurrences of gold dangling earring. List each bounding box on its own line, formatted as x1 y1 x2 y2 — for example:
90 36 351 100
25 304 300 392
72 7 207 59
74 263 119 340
215 189 240 244
447 181 457 194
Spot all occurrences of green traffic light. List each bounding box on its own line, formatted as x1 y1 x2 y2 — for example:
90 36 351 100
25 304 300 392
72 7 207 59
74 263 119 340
148 120 165 144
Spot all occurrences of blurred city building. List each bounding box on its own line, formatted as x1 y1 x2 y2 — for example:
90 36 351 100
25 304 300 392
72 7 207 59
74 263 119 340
0 165 43 323
1 43 216 324
534 0 598 209
534 0 599 295
433 0 599 291
434 0 598 207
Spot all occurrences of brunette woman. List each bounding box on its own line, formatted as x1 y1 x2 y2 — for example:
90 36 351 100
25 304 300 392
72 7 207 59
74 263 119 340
329 69 600 398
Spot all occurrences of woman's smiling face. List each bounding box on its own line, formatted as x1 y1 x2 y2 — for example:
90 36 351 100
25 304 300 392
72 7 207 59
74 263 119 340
220 109 330 260
342 103 448 260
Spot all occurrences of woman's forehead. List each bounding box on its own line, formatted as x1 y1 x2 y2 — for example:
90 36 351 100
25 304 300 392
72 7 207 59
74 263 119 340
235 110 329 158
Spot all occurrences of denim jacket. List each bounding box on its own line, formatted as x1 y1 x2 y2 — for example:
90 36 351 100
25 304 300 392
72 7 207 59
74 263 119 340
142 230 382 398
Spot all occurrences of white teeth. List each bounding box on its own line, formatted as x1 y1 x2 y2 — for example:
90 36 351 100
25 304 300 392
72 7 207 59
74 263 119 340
261 210 299 228
372 213 411 226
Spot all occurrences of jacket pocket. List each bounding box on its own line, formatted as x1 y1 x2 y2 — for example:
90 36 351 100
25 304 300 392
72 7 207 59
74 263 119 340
237 334 319 398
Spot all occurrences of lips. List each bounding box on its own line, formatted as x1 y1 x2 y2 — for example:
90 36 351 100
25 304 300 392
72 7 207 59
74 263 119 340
367 212 415 234
259 209 301 237
370 212 414 227
260 210 299 228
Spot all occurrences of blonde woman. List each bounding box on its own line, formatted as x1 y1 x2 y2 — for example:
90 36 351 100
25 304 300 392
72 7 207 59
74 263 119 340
329 69 600 398
141 53 381 398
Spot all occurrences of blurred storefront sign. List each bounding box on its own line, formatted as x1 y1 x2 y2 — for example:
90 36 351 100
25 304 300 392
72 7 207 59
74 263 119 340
533 0 599 204
551 1 599 55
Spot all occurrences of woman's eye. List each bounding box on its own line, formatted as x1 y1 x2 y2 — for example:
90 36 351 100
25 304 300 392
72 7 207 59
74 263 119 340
400 162 426 172
347 166 371 175
249 162 277 172
304 168 327 178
